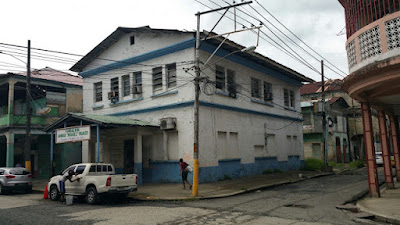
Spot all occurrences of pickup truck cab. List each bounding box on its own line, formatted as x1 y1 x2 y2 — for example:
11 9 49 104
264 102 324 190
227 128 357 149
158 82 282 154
48 163 137 204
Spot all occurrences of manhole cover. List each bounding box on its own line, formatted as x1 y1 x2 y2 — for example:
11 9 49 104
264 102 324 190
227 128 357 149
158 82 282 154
283 204 312 209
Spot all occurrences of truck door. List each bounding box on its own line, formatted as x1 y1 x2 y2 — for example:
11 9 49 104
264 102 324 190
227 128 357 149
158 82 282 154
70 165 86 194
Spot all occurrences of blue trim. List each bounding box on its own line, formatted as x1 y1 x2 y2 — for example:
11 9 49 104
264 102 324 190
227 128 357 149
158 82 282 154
80 38 196 77
134 163 143 185
107 100 301 122
150 90 178 98
199 101 302 122
141 157 303 183
255 156 278 160
109 97 143 106
152 160 179 164
200 42 302 87
251 99 274 107
218 158 240 163
108 101 193 117
92 104 104 109
284 106 298 113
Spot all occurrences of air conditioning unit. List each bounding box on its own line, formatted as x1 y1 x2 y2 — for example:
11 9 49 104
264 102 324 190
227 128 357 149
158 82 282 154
160 117 177 130
264 93 273 101
132 86 142 94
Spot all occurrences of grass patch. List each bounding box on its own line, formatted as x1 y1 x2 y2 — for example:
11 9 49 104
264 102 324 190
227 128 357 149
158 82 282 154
303 158 324 171
328 161 345 168
350 160 365 168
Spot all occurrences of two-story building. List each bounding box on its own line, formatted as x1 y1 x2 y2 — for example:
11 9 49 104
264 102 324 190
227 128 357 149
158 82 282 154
301 80 368 163
70 26 313 183
0 67 82 178
339 0 400 196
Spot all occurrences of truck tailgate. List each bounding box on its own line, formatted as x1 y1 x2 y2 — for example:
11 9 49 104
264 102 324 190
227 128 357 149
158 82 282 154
109 174 137 188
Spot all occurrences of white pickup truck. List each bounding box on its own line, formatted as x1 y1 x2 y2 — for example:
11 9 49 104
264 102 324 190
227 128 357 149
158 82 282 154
48 163 137 204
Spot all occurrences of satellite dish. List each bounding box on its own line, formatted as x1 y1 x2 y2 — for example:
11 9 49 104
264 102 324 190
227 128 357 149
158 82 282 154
37 107 51 115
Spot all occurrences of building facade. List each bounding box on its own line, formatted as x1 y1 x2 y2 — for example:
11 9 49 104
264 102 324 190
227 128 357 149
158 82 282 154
0 68 82 178
339 0 400 196
301 80 380 162
71 26 314 183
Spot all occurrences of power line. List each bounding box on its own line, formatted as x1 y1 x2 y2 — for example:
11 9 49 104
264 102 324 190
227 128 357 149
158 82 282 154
253 0 348 77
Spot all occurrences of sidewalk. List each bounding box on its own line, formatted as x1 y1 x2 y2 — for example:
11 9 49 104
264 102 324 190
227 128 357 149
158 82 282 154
357 183 400 224
32 170 332 200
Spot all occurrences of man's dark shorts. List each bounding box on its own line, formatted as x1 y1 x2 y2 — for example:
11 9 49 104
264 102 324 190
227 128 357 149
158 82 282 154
182 170 188 181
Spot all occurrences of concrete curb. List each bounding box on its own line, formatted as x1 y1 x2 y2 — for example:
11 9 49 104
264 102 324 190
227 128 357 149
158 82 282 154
356 201 400 225
129 172 334 202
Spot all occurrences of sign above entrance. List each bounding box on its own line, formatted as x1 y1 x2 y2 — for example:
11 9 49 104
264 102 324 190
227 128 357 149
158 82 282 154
56 126 91 144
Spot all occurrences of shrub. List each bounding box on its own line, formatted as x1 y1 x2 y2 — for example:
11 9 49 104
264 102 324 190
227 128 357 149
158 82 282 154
350 160 365 168
303 158 324 171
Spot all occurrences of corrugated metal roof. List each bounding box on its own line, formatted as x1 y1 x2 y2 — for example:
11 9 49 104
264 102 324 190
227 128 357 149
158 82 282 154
70 113 158 127
43 112 158 132
19 67 82 86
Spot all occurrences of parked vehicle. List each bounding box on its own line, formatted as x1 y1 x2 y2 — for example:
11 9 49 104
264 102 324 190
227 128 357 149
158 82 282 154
0 167 32 194
375 152 383 166
47 163 138 204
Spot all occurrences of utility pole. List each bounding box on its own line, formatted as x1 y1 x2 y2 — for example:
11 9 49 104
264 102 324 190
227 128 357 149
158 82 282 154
321 60 328 166
193 1 253 197
25 40 32 172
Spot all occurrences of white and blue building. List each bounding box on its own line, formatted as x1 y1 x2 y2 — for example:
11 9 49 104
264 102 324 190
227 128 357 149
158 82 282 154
70 26 314 184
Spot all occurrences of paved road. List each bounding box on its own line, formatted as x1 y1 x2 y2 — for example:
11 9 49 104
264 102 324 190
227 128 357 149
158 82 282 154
0 169 387 225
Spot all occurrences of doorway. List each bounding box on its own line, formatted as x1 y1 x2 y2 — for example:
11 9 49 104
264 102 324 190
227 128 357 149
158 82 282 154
336 137 342 163
124 140 134 174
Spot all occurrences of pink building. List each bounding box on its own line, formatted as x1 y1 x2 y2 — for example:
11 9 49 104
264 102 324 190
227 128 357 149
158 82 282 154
339 0 400 197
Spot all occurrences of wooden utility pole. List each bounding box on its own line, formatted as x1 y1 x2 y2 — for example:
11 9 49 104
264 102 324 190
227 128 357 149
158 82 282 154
193 1 253 197
25 40 32 172
321 60 328 166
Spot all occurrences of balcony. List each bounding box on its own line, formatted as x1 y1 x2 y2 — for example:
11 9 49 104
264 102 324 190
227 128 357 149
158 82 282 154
343 12 400 116
345 11 400 74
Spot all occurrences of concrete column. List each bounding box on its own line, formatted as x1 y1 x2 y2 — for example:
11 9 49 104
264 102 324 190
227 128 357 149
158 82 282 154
135 132 143 184
389 115 400 182
378 111 394 188
361 103 380 197
82 140 90 163
163 131 168 160
7 81 16 125
5 132 15 167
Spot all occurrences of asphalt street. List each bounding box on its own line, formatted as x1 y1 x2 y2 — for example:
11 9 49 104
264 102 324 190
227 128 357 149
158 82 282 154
0 169 388 225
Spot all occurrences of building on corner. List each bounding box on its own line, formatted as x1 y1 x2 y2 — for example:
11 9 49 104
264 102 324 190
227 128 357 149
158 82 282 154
68 26 314 183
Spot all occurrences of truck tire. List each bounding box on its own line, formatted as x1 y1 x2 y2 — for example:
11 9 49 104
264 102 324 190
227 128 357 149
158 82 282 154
86 187 98 205
50 185 60 201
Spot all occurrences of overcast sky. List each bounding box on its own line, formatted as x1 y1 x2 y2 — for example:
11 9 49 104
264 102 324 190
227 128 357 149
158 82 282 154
0 0 347 82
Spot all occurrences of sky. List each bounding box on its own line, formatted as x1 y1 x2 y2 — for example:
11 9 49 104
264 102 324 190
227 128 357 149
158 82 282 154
0 0 348 82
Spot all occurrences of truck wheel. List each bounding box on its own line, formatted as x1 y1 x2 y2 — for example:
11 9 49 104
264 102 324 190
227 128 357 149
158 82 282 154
86 187 98 205
50 185 60 201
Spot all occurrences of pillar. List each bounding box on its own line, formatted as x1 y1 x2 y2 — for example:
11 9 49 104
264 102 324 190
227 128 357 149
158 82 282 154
7 81 16 125
163 131 168 160
378 111 394 188
5 132 14 167
361 103 380 197
135 132 143 184
389 115 400 182
82 140 90 163
96 124 100 163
